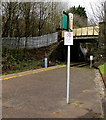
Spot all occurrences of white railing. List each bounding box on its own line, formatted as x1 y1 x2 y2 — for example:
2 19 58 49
2 32 58 49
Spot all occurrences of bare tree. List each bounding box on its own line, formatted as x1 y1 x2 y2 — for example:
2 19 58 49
2 2 19 37
88 1 106 58
2 2 68 37
88 0 105 25
44 2 64 34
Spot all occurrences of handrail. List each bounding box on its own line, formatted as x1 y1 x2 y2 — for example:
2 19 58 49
62 25 99 37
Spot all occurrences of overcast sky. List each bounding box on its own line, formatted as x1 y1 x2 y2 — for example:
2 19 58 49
67 0 105 23
1 0 105 23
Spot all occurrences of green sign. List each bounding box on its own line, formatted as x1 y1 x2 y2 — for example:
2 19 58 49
62 11 69 30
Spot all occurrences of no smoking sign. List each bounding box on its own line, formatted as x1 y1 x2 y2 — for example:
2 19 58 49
64 31 73 45
66 32 71 37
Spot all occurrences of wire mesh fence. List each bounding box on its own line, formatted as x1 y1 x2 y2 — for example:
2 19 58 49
2 32 58 49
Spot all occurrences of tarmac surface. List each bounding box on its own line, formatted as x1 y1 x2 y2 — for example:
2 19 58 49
2 66 105 118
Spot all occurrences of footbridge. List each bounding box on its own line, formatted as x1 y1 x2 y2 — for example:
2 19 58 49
53 25 100 62
61 25 99 42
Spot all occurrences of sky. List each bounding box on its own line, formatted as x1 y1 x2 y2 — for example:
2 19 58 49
67 0 105 23
1 0 105 23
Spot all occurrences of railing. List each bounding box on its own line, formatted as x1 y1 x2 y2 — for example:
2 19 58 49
62 25 99 38
2 26 99 49
2 32 58 49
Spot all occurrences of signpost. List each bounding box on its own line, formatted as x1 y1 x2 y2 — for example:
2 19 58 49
63 12 73 104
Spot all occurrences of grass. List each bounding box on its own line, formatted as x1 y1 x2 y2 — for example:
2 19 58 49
99 62 106 75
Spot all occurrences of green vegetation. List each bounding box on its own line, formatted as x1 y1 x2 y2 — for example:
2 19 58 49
66 5 87 28
2 2 67 75
2 60 43 75
67 5 87 18
2 48 44 75
2 43 60 75
99 62 106 75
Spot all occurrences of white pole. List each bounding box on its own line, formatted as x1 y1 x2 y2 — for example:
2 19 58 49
66 13 73 104
90 55 93 68
90 60 92 68
67 45 70 104
44 58 48 68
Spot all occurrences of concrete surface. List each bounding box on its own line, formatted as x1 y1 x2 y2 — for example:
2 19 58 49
2 66 105 118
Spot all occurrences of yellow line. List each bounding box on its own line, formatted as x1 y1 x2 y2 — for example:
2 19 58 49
1 65 66 81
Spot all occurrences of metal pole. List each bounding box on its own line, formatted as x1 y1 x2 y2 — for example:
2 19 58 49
66 13 73 104
67 45 70 104
90 60 92 68
90 55 93 68
44 57 48 68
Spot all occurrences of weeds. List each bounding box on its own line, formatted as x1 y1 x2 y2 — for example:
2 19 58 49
2 47 44 75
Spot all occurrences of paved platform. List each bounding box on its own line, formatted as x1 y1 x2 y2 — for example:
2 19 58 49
2 66 105 118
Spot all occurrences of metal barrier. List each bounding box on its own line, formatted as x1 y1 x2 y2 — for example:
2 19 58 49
2 32 58 49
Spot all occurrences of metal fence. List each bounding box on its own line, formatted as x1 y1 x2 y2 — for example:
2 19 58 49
2 32 58 49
